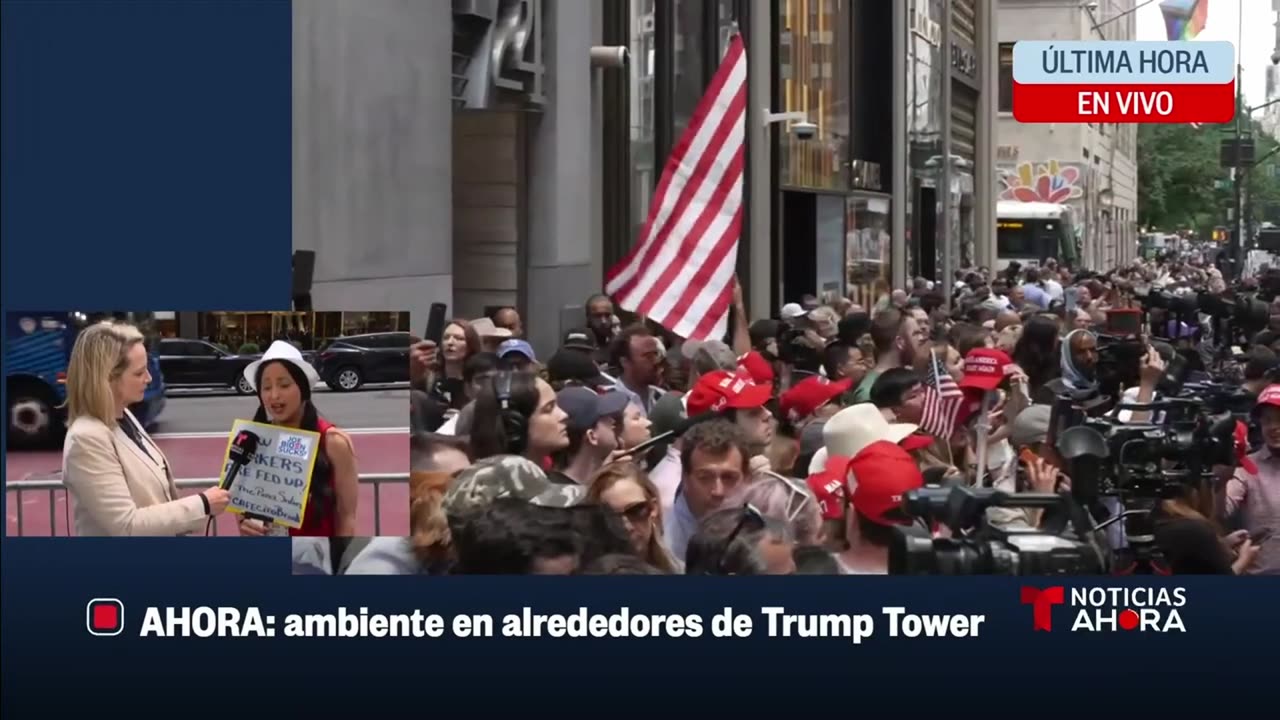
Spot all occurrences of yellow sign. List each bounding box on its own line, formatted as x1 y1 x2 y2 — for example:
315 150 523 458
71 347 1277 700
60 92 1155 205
998 221 1025 229
219 419 322 529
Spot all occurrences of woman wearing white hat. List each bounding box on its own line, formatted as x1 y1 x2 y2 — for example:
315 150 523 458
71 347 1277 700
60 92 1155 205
237 341 358 537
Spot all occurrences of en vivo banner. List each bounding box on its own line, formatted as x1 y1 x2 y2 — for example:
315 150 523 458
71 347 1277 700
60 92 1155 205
218 419 321 530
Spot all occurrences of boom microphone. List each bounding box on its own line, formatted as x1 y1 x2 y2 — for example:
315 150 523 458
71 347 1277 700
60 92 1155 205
627 412 720 469
222 430 261 491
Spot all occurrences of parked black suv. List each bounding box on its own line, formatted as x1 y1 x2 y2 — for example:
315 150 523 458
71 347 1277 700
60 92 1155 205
315 332 411 391
157 339 263 394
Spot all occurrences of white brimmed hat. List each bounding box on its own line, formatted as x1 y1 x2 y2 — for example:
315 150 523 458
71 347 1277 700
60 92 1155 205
808 404 921 475
821 403 917 458
243 340 321 392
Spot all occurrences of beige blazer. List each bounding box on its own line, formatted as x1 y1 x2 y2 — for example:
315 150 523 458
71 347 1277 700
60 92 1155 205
62 410 207 536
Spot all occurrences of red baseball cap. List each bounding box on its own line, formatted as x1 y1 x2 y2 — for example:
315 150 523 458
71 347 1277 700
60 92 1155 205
846 440 924 526
1256 384 1280 410
960 348 1012 392
737 351 775 384
899 433 936 452
806 453 850 521
686 370 773 416
779 375 852 424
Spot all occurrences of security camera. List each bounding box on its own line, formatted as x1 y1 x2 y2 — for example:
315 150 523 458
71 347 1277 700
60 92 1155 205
1271 50 1280 65
590 46 630 69
791 121 818 140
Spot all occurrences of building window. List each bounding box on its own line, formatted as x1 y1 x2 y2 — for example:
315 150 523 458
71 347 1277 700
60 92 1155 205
998 43 1013 112
846 196 892 308
779 0 851 190
631 0 657 244
672 0 706 141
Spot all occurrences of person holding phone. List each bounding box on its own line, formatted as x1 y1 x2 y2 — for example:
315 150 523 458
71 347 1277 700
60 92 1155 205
1220 386 1280 575
430 320 482 410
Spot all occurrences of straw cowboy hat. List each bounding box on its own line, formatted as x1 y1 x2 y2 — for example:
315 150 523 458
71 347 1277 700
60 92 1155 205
807 403 918 475
242 340 321 392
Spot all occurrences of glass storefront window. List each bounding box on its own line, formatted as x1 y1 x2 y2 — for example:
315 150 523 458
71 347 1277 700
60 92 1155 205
905 0 946 281
845 196 892 308
629 0 657 245
672 0 706 142
195 311 410 353
779 0 850 191
718 0 738 54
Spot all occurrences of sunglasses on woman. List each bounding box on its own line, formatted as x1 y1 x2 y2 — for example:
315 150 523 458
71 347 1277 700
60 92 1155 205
613 500 652 524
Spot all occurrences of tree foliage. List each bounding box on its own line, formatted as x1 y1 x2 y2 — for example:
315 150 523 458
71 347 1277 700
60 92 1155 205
1137 119 1280 236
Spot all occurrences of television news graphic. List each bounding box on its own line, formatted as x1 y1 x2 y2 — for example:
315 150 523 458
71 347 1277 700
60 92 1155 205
86 598 125 637
1021 586 1188 633
1011 40 1236 123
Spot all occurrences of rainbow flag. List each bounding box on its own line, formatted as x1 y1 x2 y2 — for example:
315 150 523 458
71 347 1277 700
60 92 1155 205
1160 0 1209 41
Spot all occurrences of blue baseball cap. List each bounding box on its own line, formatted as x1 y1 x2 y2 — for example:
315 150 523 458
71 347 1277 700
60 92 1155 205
497 339 536 362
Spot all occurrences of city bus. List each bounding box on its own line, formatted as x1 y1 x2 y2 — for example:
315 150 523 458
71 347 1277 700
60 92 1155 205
5 311 166 449
996 201 1078 271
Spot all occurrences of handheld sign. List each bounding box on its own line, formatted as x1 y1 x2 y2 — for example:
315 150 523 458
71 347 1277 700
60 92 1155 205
218 419 322 529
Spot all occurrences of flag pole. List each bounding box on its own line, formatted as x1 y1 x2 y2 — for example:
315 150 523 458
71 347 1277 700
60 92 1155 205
1232 0 1244 278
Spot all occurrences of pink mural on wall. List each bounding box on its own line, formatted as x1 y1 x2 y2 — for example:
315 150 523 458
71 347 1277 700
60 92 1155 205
998 160 1084 203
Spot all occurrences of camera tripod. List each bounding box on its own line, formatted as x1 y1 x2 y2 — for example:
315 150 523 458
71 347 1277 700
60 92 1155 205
1096 505 1172 576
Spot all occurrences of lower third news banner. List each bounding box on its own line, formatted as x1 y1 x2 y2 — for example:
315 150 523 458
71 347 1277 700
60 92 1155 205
12 569 1272 714
101 585 1189 640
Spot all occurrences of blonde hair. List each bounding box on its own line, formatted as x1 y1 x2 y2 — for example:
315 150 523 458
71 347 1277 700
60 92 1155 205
65 321 145 425
588 462 681 573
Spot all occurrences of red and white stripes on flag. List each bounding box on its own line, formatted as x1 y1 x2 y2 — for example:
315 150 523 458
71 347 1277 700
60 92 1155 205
921 348 964 441
604 35 746 341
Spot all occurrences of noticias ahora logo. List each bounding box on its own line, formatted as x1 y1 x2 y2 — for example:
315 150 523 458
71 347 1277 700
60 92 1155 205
1021 587 1188 633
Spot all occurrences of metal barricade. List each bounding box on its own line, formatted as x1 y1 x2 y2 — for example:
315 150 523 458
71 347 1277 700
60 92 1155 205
5 473 408 537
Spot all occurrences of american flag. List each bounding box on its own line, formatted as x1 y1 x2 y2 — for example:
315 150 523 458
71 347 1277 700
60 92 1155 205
604 35 746 341
920 348 964 440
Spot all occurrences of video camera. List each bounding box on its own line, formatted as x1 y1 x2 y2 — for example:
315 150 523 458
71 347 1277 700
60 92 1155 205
888 485 1106 576
1137 284 1269 348
1055 398 1238 502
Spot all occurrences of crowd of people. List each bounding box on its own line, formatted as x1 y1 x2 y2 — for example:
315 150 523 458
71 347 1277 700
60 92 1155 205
296 250 1279 575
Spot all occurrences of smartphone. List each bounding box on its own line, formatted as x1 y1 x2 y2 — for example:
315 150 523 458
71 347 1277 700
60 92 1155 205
1064 287 1078 314
425 303 448 345
1019 448 1039 466
1250 528 1274 545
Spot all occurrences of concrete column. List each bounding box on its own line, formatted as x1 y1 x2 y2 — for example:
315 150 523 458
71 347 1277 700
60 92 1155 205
178 312 200 340
975 0 997 271
524 0 603 358
892 0 907 290
292 0 453 328
747 3 773 318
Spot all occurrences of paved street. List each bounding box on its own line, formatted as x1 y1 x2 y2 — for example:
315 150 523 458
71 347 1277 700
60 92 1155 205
156 385 408 433
6 388 409 537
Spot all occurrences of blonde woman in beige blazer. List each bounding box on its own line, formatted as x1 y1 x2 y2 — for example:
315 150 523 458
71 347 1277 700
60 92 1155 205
61 321 231 536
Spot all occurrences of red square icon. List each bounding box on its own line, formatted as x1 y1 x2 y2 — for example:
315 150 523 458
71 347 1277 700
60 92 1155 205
86 598 124 636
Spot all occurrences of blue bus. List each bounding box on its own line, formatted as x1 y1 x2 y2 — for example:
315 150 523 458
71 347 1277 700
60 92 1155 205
5 312 166 449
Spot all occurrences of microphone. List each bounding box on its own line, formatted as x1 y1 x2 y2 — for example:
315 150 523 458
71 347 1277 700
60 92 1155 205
626 412 720 470
221 430 261 491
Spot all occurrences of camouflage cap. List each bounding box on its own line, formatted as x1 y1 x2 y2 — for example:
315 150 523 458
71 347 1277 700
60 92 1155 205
442 455 590 516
